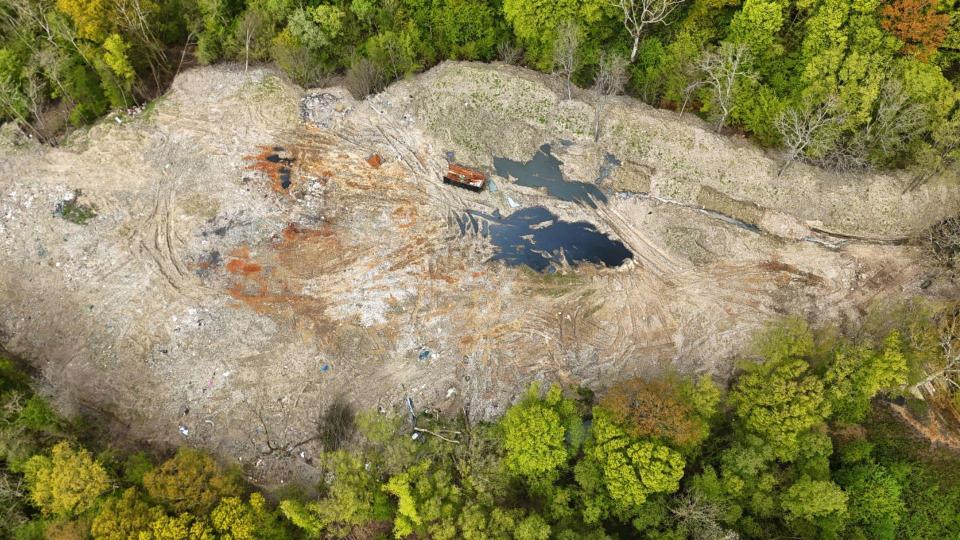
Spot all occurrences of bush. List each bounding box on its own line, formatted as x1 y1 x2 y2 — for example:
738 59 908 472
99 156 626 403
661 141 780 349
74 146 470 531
344 57 384 99
318 396 356 452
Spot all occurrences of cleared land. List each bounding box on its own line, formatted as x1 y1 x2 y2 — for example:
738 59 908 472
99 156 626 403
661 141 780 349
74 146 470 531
0 62 957 486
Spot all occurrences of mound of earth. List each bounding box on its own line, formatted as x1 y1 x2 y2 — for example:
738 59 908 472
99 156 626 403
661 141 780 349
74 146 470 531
0 62 956 485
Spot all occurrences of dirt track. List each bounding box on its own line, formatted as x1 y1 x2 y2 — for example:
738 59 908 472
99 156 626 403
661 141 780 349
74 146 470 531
0 62 957 486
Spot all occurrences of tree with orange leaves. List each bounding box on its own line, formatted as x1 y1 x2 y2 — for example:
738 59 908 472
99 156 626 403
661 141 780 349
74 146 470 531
599 376 718 451
881 0 950 61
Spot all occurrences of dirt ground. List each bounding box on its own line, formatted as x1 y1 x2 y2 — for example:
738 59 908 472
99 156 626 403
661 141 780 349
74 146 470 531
1 62 957 487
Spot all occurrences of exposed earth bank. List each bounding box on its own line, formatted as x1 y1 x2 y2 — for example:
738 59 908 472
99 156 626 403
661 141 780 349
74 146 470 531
0 62 957 486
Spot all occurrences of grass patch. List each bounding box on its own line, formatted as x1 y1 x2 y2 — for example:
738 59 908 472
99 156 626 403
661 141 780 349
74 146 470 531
54 190 98 225
520 267 585 297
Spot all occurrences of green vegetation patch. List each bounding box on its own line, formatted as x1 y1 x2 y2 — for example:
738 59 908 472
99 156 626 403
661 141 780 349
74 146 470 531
696 185 764 226
54 190 97 225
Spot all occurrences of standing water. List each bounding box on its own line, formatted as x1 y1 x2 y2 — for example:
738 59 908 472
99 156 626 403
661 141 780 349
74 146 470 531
494 144 607 208
464 206 632 272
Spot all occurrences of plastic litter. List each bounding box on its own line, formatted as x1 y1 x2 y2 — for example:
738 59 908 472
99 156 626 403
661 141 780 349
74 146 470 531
417 348 431 361
320 363 330 372
178 425 189 436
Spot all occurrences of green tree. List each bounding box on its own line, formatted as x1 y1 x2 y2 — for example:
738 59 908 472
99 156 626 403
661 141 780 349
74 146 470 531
727 0 787 64
431 0 502 60
780 478 848 537
514 512 551 540
838 463 905 540
139 512 214 540
279 451 393 538
287 5 344 51
102 34 136 87
501 383 581 484
91 488 164 540
730 357 829 461
502 0 610 69
211 492 290 540
365 22 427 80
824 332 908 423
23 441 110 517
142 448 243 515
578 409 685 519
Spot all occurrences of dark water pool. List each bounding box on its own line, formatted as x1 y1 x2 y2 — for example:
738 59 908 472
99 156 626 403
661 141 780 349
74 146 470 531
494 144 607 208
463 206 632 272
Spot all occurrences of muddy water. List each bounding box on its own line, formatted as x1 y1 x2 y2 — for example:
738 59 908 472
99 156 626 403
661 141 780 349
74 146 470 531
494 144 607 208
596 153 622 184
465 206 632 272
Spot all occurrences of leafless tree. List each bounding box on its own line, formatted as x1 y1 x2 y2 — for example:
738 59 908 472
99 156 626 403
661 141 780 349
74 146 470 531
114 0 168 91
845 78 929 169
552 20 581 100
237 10 267 74
808 78 931 174
593 52 629 142
22 69 49 137
497 41 523 65
924 217 960 269
0 70 46 141
346 58 385 99
610 0 688 63
775 96 845 176
686 43 752 133
909 306 960 399
671 492 740 540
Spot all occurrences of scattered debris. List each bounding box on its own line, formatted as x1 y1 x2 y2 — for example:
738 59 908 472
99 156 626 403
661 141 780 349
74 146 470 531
365 154 383 168
405 396 416 429
192 250 222 277
178 425 189 437
300 91 348 127
443 163 487 191
413 426 461 444
244 146 295 192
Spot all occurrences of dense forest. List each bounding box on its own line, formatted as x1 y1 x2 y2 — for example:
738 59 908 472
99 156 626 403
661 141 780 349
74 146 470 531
1 0 959 176
3 307 960 539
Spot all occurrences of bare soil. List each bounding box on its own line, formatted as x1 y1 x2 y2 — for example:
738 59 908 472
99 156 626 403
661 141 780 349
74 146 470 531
0 62 957 487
